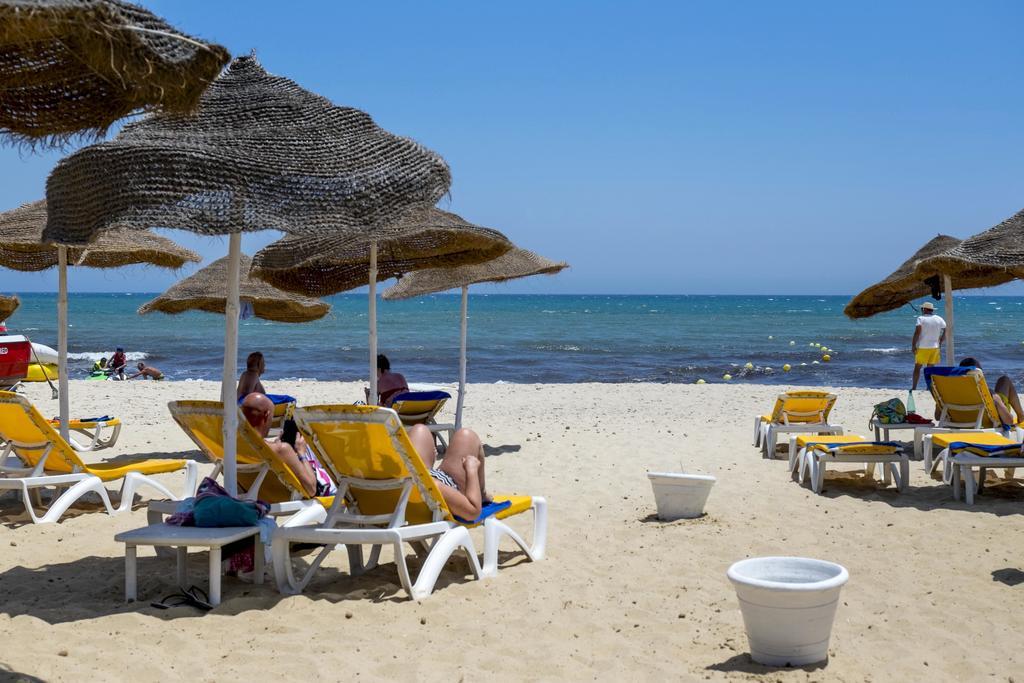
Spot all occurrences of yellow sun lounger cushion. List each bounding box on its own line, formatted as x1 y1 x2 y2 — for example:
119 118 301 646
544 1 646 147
49 417 122 429
0 391 186 477
764 391 837 424
808 442 901 456
794 434 865 448
168 400 334 506
930 431 1016 449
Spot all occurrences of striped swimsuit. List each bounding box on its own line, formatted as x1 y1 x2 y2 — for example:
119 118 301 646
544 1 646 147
429 468 459 491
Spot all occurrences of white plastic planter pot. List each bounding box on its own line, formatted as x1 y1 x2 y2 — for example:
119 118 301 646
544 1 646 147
646 472 715 520
727 556 849 667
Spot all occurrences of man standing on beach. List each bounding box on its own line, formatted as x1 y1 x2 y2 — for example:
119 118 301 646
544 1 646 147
911 301 946 390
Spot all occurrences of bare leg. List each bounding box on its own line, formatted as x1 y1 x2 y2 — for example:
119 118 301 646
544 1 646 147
437 429 487 501
912 363 923 391
994 376 1023 425
407 424 438 470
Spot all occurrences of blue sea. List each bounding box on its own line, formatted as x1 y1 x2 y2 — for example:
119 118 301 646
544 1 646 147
4 293 1024 388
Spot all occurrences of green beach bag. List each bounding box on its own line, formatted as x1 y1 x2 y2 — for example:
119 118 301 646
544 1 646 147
871 398 906 425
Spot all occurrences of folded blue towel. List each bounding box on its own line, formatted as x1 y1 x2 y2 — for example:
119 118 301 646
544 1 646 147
237 394 296 405
948 442 1022 456
455 499 512 524
924 365 978 390
807 441 901 450
391 390 452 403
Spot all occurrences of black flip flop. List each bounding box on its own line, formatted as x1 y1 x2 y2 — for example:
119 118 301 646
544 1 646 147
150 585 213 612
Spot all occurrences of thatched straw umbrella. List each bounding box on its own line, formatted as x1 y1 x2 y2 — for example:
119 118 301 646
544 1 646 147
844 235 964 321
0 200 200 270
251 205 513 404
847 214 1024 361
383 248 567 427
0 0 229 145
139 254 330 323
912 209 1024 360
43 56 453 494
0 294 19 322
0 198 200 439
917 209 1024 279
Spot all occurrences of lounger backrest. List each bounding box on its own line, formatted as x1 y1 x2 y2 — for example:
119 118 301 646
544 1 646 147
0 391 84 473
167 400 307 503
295 404 453 526
390 391 451 425
926 368 999 428
768 391 836 424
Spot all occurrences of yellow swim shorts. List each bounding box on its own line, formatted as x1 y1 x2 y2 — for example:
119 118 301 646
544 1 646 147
914 347 940 365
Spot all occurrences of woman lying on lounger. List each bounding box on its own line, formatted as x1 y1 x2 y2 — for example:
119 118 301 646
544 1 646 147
406 424 491 520
956 357 1024 429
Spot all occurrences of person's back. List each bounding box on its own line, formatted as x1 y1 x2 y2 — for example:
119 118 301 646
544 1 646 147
374 354 408 407
237 351 267 400
911 302 946 390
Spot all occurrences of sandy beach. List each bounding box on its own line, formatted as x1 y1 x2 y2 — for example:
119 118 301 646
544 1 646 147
0 379 1021 681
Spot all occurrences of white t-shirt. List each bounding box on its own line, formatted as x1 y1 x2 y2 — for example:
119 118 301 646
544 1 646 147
916 314 946 348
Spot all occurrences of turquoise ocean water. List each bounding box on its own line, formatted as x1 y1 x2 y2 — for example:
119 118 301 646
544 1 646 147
4 293 1024 388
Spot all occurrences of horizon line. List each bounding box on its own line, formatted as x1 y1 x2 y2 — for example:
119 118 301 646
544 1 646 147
5 291 1023 298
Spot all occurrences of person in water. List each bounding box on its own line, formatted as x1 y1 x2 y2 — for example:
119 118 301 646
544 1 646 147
128 362 164 380
237 351 267 400
109 348 128 380
406 423 491 520
955 357 1024 429
240 393 336 498
366 353 409 407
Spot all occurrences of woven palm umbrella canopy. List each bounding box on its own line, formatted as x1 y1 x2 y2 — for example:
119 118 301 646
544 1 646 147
251 205 513 406
0 198 200 440
0 200 199 270
844 235 964 319
139 254 329 323
0 295 19 321
43 56 452 494
0 0 229 145
383 248 568 428
917 209 1024 281
847 215 1024 362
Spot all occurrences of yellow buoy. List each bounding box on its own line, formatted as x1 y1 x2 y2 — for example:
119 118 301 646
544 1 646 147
822 354 831 362
722 373 733 381
24 363 58 382
768 335 773 340
696 378 706 384
744 362 754 370
783 364 791 372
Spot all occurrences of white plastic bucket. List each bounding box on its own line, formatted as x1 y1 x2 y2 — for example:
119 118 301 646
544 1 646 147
727 556 848 666
646 472 715 520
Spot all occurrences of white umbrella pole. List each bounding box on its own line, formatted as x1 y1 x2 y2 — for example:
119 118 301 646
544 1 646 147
943 274 955 364
57 246 70 442
368 242 378 405
221 233 242 496
455 285 468 430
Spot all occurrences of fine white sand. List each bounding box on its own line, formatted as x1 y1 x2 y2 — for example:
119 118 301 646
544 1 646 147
1 379 1023 681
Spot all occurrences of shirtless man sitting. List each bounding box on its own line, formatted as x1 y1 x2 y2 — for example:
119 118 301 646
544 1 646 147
128 362 164 380
240 392 336 498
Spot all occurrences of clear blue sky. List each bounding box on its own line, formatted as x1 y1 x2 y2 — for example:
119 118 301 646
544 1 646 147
3 0 1023 295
